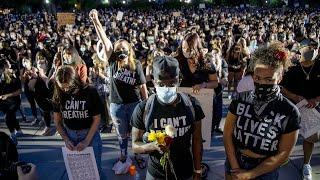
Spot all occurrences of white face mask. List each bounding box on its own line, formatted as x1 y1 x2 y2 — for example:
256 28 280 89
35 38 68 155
155 86 178 104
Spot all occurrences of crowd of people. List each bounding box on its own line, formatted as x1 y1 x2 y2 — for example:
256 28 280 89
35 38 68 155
0 5 320 180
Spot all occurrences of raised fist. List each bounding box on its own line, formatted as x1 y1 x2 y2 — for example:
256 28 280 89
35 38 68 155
89 9 99 21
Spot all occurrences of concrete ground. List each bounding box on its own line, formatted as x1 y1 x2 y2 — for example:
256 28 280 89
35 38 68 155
1 94 320 180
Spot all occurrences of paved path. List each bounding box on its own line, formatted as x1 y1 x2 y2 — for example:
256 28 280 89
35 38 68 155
1 95 320 180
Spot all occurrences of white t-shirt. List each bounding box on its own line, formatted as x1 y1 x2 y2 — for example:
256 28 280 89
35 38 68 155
237 75 254 93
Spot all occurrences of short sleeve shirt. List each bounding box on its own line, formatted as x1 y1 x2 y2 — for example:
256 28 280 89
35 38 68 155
131 94 205 179
228 91 300 156
53 86 103 130
109 59 146 104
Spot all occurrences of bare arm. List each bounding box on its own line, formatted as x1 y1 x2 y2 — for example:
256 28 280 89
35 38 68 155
132 127 162 154
89 9 113 60
281 87 304 103
53 112 70 141
140 84 148 100
83 115 100 144
206 73 219 89
223 112 240 169
192 121 202 173
246 130 299 178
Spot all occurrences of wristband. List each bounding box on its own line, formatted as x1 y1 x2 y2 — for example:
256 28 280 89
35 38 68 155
194 169 202 174
200 82 207 88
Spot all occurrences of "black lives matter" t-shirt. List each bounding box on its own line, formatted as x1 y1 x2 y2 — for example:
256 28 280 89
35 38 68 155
228 91 300 156
53 86 103 130
131 94 205 180
109 59 146 104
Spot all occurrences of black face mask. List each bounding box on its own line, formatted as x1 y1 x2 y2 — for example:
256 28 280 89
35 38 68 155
254 82 279 101
115 50 129 60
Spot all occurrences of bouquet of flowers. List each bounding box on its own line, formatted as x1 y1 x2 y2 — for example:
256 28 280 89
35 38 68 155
147 125 177 180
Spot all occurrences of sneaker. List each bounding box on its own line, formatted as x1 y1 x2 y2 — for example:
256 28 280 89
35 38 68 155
10 134 18 146
30 118 40 126
303 164 312 180
41 127 53 136
15 130 24 137
112 157 132 175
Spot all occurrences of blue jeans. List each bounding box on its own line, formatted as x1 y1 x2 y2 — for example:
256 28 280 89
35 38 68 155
110 101 139 157
64 127 103 177
225 154 279 180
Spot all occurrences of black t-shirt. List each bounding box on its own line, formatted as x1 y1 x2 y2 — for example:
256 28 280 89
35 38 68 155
0 76 21 103
281 59 320 100
131 94 205 179
53 86 103 130
177 55 217 87
109 58 146 104
228 91 300 156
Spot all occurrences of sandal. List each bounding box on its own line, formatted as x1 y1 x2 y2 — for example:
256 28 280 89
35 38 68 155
134 156 146 169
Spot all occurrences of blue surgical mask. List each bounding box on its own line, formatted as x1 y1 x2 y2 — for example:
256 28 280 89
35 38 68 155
156 86 177 104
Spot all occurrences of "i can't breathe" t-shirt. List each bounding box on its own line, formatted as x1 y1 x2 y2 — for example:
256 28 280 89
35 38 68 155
228 91 301 156
109 59 146 104
53 86 103 130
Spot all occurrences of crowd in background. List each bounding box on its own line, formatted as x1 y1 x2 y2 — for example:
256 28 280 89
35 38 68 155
1 6 320 180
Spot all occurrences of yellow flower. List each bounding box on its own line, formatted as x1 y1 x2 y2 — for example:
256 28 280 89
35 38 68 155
148 130 157 142
156 132 166 146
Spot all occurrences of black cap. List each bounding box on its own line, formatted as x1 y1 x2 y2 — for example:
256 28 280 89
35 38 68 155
153 56 180 80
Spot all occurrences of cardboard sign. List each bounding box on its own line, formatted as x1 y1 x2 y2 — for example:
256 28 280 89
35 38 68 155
240 4 245 8
57 13 75 28
172 12 181 17
199 3 205 9
116 11 124 21
178 87 215 149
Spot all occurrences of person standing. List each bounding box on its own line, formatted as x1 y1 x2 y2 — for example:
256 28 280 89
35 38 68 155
90 9 148 170
281 42 320 180
223 43 300 180
0 60 23 145
131 56 204 180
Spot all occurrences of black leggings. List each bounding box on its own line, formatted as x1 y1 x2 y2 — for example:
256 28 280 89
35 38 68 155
34 96 53 127
0 99 21 133
24 85 38 118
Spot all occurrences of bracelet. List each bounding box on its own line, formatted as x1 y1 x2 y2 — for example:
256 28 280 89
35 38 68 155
200 82 207 88
194 169 202 174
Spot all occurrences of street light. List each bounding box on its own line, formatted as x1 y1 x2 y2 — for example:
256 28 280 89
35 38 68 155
102 0 109 4
185 0 191 3
122 0 126 4
45 0 50 4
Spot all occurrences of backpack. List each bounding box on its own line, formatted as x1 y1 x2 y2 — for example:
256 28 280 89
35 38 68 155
143 92 195 131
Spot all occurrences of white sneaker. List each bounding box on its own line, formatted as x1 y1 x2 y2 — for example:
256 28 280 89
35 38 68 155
303 164 312 180
15 130 24 137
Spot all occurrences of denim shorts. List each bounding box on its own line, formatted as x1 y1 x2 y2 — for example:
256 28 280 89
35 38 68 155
110 101 140 138
64 127 102 173
225 153 279 180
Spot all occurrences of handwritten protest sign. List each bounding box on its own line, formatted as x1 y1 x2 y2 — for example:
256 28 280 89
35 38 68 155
57 13 75 28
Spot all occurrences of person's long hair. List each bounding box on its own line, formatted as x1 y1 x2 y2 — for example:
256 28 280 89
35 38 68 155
52 65 83 106
113 39 136 71
175 32 206 68
0 60 15 84
62 46 85 66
